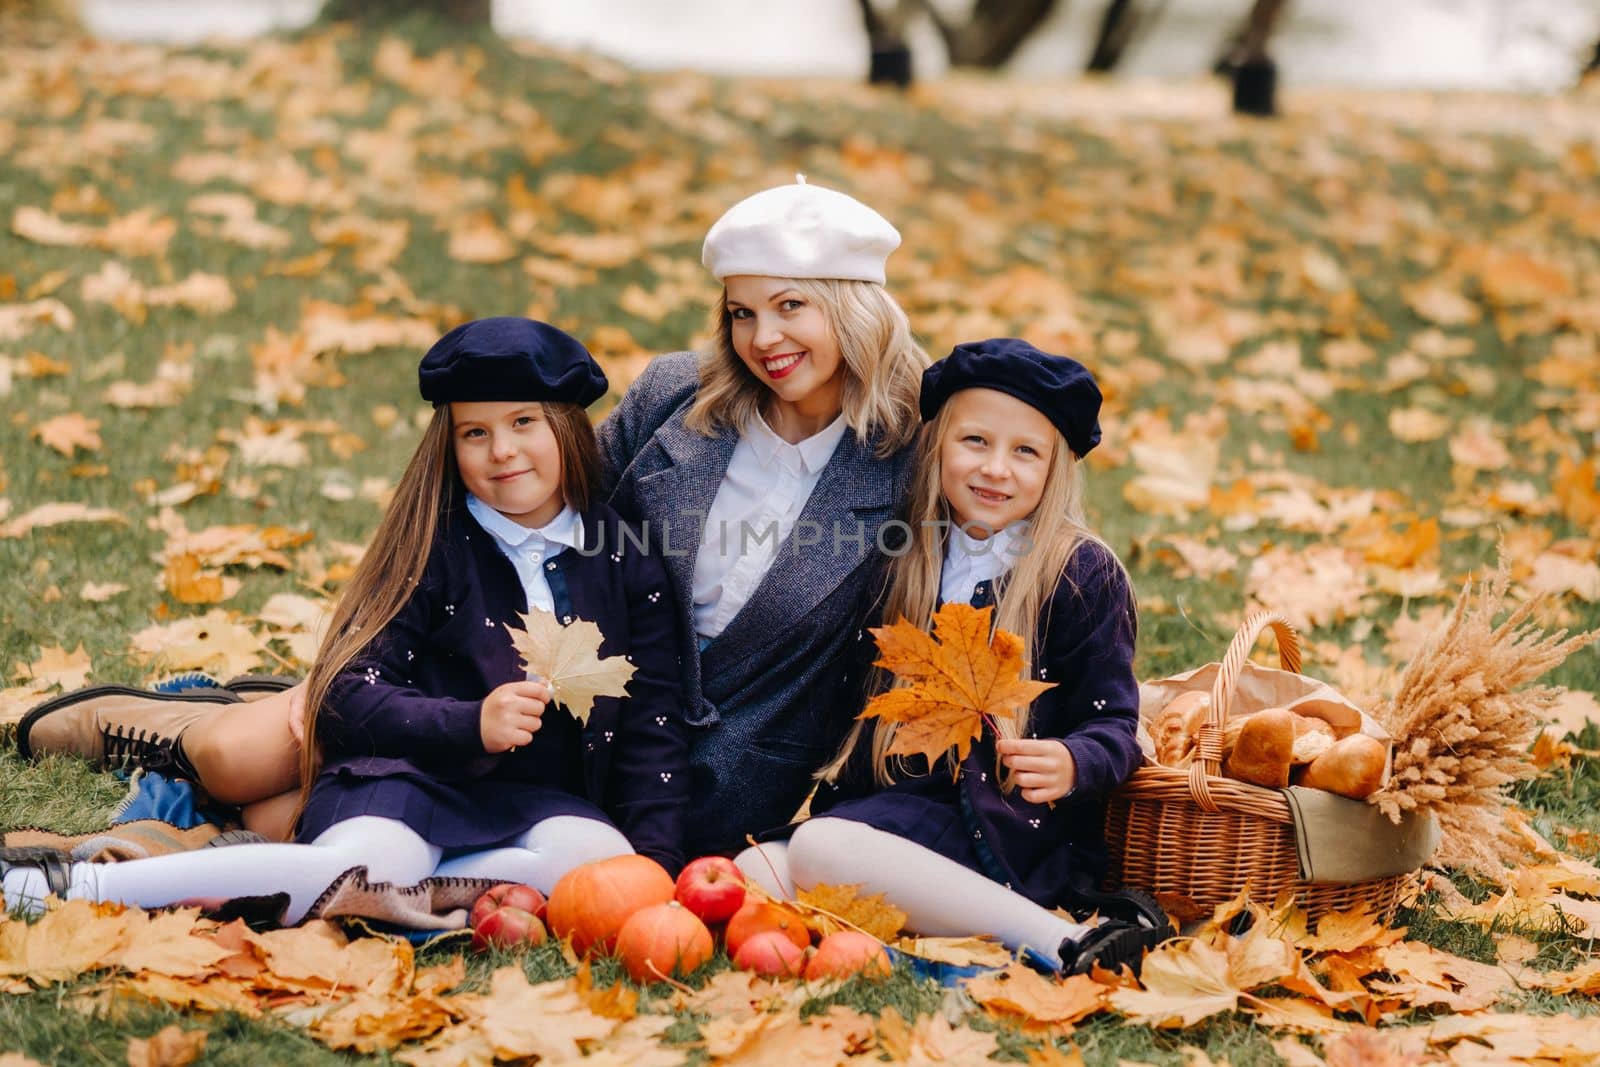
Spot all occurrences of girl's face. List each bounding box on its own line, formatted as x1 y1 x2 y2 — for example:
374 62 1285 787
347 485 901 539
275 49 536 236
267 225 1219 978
725 275 845 419
451 401 564 529
938 388 1057 538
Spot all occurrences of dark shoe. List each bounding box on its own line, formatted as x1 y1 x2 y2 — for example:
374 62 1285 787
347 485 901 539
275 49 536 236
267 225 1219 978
17 686 240 770
220 674 299 701
0 845 73 899
1058 919 1169 977
1062 878 1171 934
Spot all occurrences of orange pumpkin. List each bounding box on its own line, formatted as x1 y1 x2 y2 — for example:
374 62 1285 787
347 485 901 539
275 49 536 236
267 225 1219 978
546 854 676 955
724 900 811 956
804 931 892 980
614 901 714 982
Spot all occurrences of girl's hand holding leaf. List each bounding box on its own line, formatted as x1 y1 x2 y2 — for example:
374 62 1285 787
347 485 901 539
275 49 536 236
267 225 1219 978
480 679 551 753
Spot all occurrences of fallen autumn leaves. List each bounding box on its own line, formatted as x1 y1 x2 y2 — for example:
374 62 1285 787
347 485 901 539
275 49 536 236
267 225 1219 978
6 882 1600 1064
3 8 1600 1065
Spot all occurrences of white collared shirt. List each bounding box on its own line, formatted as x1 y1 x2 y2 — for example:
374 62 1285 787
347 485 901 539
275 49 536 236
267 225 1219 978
466 495 585 616
940 521 1028 606
692 411 849 639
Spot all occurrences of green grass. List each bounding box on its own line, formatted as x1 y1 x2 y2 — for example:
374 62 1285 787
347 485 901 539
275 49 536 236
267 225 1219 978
3 7 1599 1063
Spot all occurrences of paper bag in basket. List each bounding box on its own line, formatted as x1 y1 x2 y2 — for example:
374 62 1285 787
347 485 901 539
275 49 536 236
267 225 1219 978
1137 660 1392 763
1136 662 1438 884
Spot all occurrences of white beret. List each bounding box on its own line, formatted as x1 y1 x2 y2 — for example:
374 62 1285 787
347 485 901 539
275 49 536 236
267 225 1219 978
701 176 901 285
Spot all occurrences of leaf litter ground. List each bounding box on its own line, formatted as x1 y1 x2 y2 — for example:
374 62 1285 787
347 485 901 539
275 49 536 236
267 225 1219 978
2 10 1599 1065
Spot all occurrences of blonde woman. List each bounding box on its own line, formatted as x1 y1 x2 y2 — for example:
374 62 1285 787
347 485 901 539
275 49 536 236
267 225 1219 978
20 180 927 860
597 178 927 855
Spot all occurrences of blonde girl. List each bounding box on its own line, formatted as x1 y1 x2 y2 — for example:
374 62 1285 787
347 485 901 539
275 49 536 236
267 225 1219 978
737 338 1168 975
3 320 687 919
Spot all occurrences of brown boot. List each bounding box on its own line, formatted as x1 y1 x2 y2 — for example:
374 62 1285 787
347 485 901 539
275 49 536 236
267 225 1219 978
17 685 241 771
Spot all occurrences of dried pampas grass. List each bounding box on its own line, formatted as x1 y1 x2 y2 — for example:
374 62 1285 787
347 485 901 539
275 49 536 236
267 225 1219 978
1368 555 1598 876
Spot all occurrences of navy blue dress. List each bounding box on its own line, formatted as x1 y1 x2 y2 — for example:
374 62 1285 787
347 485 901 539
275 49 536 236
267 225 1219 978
809 541 1141 910
297 500 690 875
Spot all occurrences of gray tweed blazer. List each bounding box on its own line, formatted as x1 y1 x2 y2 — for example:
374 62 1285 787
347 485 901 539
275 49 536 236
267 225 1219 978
597 351 917 855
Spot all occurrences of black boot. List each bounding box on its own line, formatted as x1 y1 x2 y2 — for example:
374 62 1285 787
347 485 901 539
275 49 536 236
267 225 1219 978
1057 919 1169 977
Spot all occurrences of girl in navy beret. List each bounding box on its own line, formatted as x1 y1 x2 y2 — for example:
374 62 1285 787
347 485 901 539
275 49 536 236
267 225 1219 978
3 319 689 921
737 338 1169 975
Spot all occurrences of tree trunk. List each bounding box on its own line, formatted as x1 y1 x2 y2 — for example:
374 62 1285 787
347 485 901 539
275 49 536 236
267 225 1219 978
918 0 1063 69
857 0 916 86
1230 0 1286 116
1086 0 1137 72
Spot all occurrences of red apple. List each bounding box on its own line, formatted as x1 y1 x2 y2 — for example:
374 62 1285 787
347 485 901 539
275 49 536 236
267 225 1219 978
804 931 892 980
471 883 549 952
673 856 747 924
733 929 807 977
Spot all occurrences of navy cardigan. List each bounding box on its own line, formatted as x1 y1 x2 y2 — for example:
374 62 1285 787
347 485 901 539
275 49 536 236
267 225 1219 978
316 499 690 873
813 541 1142 908
596 351 918 855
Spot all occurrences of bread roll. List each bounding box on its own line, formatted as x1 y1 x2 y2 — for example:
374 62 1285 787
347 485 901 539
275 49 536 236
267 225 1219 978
1152 690 1211 767
1290 714 1335 764
1222 708 1296 788
1291 729 1334 765
1297 734 1388 799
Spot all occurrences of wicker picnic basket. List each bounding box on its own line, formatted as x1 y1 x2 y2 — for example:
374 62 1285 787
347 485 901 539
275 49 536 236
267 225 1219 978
1101 610 1412 923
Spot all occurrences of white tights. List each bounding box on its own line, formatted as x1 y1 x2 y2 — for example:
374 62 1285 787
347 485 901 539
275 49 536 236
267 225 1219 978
734 817 1092 968
2 815 631 926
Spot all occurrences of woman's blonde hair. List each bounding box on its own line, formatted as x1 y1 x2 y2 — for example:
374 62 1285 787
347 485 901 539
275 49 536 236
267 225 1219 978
296 401 599 811
685 278 927 457
818 400 1127 790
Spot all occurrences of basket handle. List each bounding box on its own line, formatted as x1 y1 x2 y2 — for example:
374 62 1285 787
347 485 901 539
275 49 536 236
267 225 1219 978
1185 610 1302 810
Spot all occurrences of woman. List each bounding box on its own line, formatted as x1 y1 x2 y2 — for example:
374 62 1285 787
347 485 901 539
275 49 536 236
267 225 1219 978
19 178 927 859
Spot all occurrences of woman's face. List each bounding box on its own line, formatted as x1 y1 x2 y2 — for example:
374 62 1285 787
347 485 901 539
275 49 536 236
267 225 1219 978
724 275 845 419
451 401 564 529
938 388 1057 538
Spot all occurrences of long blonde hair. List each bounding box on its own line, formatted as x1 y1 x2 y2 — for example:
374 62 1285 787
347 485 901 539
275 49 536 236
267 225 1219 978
685 278 926 457
296 401 600 810
818 401 1126 790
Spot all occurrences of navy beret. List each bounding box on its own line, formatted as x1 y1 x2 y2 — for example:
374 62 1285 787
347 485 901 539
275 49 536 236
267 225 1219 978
920 338 1103 458
418 317 608 407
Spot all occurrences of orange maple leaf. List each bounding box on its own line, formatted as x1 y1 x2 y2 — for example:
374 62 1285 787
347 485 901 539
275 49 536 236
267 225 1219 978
31 413 102 457
859 602 1054 766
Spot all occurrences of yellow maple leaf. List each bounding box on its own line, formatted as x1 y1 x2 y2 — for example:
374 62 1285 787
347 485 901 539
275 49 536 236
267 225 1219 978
795 882 907 941
964 962 1108 1028
125 1025 207 1067
574 959 638 1020
893 935 1013 969
128 610 267 680
17 643 91 690
111 908 232 979
1108 938 1241 1027
859 602 1054 766
32 413 102 457
504 610 636 725
163 553 239 605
